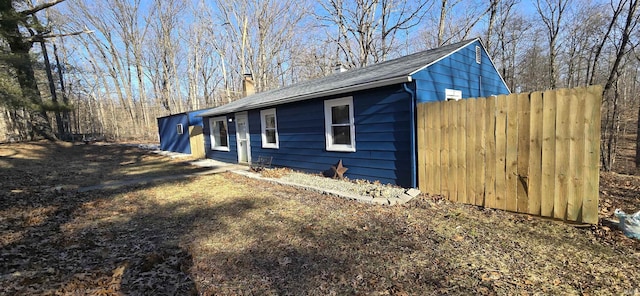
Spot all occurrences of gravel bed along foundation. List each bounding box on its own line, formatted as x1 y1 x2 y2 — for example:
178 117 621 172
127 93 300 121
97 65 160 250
274 171 408 199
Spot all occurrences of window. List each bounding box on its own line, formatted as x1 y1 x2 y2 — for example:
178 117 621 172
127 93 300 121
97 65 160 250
209 117 229 151
260 108 279 149
475 45 482 64
324 97 355 152
176 123 184 135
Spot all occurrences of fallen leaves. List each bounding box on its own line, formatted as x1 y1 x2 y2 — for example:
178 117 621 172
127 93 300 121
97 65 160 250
1 141 640 295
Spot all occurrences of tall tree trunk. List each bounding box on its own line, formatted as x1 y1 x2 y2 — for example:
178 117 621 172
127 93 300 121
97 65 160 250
636 102 640 168
437 0 447 46
0 3 56 140
39 40 64 137
53 41 71 138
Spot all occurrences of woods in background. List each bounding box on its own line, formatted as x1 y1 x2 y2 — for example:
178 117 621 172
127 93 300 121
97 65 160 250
0 0 639 170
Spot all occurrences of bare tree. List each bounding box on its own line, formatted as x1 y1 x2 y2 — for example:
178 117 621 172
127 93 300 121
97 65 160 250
485 0 523 90
603 0 639 170
146 0 187 114
212 0 309 92
535 0 571 89
318 0 432 68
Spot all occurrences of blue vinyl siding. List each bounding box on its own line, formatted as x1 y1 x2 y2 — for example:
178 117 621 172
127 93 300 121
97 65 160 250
157 114 191 154
246 84 413 187
413 40 509 103
187 109 207 126
157 109 209 155
202 85 412 186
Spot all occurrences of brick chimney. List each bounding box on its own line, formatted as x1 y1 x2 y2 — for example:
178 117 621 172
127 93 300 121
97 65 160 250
242 73 255 97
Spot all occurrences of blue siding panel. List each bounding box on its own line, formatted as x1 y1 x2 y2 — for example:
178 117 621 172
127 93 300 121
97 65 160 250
157 114 191 154
187 109 208 126
202 84 414 187
413 40 509 103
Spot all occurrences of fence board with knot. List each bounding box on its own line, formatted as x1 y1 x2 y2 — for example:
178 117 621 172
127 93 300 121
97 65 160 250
417 86 602 224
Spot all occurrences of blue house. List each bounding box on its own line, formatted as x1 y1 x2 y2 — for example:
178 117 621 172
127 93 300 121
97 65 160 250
157 109 209 156
198 39 509 188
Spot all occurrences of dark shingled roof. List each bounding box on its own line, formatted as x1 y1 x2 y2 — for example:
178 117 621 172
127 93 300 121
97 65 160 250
199 39 477 117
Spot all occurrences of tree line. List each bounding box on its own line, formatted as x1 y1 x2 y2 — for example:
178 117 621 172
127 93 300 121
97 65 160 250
0 0 639 170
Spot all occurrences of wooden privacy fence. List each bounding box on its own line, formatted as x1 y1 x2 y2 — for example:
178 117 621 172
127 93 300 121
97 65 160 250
417 86 602 224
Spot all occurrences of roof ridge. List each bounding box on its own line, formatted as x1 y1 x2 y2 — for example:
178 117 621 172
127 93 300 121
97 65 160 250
199 38 479 117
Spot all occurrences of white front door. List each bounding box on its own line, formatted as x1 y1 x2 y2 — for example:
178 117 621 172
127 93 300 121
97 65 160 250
235 112 250 163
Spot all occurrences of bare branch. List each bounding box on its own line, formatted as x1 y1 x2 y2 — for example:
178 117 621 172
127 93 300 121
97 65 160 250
26 29 93 43
19 0 66 16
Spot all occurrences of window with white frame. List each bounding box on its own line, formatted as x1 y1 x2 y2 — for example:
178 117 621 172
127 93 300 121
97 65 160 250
324 97 355 152
209 117 229 151
260 108 279 149
475 45 482 64
176 123 184 135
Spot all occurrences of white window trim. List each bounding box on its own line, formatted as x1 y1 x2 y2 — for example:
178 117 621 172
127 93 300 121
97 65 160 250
324 97 356 152
176 123 184 135
209 116 230 151
475 45 482 64
260 108 279 149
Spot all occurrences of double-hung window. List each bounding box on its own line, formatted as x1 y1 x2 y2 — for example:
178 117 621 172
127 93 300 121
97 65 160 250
324 97 355 152
260 108 279 149
209 116 229 151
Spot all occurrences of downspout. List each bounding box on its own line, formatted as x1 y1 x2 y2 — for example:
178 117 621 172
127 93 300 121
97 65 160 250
402 81 417 189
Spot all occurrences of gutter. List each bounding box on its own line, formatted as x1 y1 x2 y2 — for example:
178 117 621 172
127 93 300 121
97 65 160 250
402 82 418 189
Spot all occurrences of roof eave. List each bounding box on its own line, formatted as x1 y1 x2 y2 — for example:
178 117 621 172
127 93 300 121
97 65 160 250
198 75 413 117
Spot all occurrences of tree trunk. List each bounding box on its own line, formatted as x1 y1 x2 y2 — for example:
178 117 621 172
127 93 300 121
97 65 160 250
53 41 71 139
40 40 64 137
636 102 640 168
0 4 56 140
437 0 447 46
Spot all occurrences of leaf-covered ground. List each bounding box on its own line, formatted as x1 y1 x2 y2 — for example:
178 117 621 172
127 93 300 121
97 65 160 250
1 141 639 295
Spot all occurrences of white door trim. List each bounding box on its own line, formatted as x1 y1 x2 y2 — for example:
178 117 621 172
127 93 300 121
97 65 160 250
235 112 251 164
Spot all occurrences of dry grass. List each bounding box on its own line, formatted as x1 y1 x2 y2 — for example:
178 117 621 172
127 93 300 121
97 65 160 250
1 141 639 295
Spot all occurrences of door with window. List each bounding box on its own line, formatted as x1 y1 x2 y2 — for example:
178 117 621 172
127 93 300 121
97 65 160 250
235 112 251 163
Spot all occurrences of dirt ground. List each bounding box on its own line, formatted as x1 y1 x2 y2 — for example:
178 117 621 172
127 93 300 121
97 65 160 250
0 140 639 295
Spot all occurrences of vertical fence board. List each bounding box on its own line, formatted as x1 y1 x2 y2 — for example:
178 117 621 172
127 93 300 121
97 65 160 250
441 101 451 199
516 93 531 213
457 100 467 203
495 95 508 210
528 92 544 215
430 103 438 194
566 89 586 221
417 104 428 193
446 101 458 201
541 91 557 217
433 103 442 195
582 85 602 224
484 96 497 209
475 98 487 206
466 99 477 204
506 94 519 212
425 103 435 193
554 89 571 220
449 101 459 202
